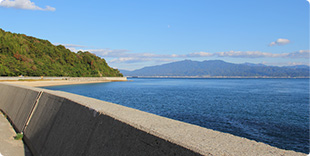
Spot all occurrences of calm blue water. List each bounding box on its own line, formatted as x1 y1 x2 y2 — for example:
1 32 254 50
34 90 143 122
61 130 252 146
43 78 310 153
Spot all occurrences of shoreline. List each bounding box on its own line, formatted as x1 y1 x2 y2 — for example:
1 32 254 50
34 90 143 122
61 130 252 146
1 80 111 87
126 76 310 79
0 77 127 87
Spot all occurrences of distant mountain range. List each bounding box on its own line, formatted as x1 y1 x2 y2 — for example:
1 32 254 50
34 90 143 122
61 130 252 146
120 60 309 78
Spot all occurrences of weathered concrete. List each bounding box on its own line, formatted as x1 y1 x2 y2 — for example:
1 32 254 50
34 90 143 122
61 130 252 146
0 84 40 132
22 92 199 156
0 83 307 156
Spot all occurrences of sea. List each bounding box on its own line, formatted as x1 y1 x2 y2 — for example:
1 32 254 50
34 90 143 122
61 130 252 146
43 78 310 154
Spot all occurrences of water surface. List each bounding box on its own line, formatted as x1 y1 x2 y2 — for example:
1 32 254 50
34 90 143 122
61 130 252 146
43 78 310 153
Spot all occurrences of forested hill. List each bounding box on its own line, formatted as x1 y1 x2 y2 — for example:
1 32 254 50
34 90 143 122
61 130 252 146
0 29 123 77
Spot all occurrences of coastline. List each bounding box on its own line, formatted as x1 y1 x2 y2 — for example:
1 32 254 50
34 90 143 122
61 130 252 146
0 77 127 87
1 80 109 87
126 76 310 79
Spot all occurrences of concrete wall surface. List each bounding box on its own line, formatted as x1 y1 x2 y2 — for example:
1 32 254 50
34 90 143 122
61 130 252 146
0 84 40 132
0 83 306 156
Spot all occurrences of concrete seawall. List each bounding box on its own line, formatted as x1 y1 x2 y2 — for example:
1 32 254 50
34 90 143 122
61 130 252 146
0 83 306 156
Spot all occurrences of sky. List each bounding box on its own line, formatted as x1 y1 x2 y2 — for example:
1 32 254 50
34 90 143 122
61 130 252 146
0 0 309 70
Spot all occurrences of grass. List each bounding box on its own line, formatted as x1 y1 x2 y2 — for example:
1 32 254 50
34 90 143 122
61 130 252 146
14 133 23 140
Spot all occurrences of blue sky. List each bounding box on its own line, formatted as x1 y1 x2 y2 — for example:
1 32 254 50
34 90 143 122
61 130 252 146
0 0 309 70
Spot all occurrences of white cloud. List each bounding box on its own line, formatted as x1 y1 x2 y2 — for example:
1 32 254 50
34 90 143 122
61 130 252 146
110 57 152 63
263 61 310 67
44 5 55 11
286 62 309 66
187 52 213 57
102 49 310 64
55 43 310 65
184 50 309 59
269 38 290 46
286 50 310 58
53 43 86 52
215 51 288 58
54 43 86 52
110 57 176 64
60 44 86 48
0 0 55 11
86 48 185 59
213 50 310 58
87 49 131 57
92 49 185 64
155 58 176 62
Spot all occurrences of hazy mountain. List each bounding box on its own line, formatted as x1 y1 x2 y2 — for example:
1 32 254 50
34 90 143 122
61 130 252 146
283 65 310 69
121 60 309 77
242 62 266 67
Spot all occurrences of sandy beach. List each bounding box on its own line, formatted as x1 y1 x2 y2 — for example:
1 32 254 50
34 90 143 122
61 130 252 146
1 80 110 87
0 77 127 87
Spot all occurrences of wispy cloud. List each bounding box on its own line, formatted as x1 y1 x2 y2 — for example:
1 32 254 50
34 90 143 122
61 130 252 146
187 52 213 57
58 43 309 64
84 48 185 64
268 38 290 46
285 62 310 66
110 57 176 63
86 48 184 59
215 50 310 58
53 43 85 52
60 44 86 48
190 50 310 59
286 50 310 58
215 51 287 58
110 57 152 63
263 61 310 67
56 43 131 56
105 50 310 63
0 0 55 11
87 49 131 57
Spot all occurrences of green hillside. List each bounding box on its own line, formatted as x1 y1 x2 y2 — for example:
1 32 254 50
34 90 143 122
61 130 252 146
0 29 122 77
